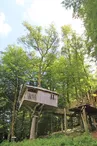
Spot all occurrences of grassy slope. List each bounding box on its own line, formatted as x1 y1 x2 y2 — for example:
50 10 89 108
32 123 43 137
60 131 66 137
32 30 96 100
1 133 97 146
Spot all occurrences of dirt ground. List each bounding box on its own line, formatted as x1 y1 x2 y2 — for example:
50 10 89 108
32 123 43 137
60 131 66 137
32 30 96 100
91 131 97 139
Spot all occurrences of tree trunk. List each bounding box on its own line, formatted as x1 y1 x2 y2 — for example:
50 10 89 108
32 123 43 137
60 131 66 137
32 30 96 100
20 111 26 139
11 95 17 139
38 66 41 87
7 110 12 141
11 87 18 140
30 115 37 139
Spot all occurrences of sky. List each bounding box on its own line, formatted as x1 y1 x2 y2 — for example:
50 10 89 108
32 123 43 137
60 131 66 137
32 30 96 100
0 0 84 51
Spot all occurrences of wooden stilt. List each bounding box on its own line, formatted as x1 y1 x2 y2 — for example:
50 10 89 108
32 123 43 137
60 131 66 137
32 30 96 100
80 113 84 130
81 106 89 133
51 114 53 133
64 108 67 132
61 115 63 132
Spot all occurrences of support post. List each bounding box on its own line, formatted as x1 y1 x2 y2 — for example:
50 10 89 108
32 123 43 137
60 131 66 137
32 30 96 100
81 106 89 133
61 115 63 132
64 108 67 132
51 114 53 133
30 115 37 140
80 113 84 131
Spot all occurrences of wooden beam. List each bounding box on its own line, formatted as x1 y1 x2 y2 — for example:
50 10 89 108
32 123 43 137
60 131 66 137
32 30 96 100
42 108 64 115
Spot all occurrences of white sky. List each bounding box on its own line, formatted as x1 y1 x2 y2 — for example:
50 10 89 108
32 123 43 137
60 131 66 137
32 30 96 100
0 0 84 36
23 0 84 34
0 12 12 36
16 0 24 6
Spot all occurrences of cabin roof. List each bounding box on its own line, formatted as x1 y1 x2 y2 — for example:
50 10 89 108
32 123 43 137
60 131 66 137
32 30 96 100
18 85 59 100
69 104 97 115
26 85 59 95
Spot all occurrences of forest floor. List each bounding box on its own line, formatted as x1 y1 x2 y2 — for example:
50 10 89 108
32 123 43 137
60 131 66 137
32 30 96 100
1 132 97 146
91 131 97 139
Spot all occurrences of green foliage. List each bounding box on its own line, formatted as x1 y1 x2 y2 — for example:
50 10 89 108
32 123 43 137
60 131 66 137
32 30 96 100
62 0 97 58
2 45 32 83
62 0 84 17
19 22 59 86
1 23 97 142
49 26 92 107
0 45 33 141
1 133 97 146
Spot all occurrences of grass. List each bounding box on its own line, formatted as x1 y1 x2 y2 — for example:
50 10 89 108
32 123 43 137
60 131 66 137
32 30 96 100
1 133 97 146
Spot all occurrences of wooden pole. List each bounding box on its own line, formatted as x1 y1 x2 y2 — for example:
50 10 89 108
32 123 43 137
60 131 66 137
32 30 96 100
80 113 84 130
61 115 63 132
30 115 37 139
51 114 53 133
81 106 89 133
64 108 67 132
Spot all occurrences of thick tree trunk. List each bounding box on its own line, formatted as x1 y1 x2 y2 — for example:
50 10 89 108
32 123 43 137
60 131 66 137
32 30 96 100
30 115 37 139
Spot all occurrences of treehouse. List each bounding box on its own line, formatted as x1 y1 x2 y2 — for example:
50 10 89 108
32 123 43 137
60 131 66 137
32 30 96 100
18 85 59 139
68 90 97 133
19 85 59 110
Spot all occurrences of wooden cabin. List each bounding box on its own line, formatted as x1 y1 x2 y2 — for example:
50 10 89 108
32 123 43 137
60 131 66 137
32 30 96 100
68 90 97 133
19 85 59 109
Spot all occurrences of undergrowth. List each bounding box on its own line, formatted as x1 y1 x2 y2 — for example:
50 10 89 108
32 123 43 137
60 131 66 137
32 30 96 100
1 133 97 146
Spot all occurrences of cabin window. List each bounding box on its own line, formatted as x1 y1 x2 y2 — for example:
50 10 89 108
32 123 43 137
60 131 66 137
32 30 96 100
28 88 37 93
28 92 36 100
51 94 54 100
28 93 32 99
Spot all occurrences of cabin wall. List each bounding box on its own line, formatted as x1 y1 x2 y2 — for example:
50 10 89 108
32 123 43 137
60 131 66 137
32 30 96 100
36 90 58 107
23 89 58 107
24 89 37 102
